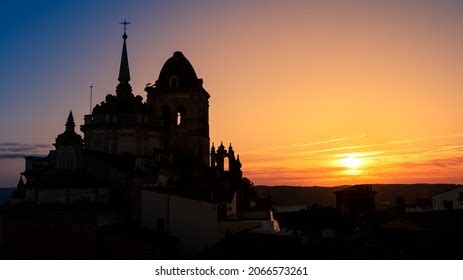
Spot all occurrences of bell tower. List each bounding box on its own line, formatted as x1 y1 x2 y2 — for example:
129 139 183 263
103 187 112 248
146 51 210 166
81 23 161 157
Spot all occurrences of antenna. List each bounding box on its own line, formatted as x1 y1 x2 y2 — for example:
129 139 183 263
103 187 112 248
90 85 93 114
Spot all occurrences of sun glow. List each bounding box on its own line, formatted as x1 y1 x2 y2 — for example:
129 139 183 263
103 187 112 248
340 154 363 170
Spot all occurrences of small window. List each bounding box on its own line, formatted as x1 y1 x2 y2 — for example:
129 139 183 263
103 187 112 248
224 157 229 171
459 192 463 200
176 105 185 126
169 76 179 88
177 112 182 126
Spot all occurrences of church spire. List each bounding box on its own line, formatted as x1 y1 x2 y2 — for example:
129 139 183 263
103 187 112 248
118 26 130 83
116 20 132 96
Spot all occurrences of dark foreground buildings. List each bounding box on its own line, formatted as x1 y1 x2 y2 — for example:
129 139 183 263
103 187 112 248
1 28 279 258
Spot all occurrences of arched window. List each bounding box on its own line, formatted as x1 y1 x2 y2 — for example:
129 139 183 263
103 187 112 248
169 76 179 88
176 105 185 126
224 156 229 172
177 112 182 126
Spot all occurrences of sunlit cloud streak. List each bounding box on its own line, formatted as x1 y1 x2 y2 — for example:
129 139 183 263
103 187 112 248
242 137 350 154
242 133 463 186
295 134 463 155
0 142 51 159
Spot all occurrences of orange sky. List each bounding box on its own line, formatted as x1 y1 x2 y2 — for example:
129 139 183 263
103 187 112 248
2 1 463 186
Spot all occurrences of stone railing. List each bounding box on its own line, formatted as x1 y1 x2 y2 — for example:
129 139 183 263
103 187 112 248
84 114 160 125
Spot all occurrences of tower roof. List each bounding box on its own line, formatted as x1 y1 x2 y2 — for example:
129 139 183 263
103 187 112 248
55 110 82 147
115 24 133 96
118 33 131 84
90 25 152 116
156 51 200 89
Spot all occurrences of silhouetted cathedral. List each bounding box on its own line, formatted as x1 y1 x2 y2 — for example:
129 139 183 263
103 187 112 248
8 26 278 257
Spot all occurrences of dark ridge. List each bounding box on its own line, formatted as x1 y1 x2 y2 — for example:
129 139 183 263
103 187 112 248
254 184 461 209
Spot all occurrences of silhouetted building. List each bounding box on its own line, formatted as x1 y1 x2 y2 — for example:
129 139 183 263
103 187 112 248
6 26 278 257
406 186 463 212
146 51 210 166
81 31 160 158
334 185 376 217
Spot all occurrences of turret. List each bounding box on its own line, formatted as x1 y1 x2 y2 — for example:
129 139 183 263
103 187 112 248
55 111 83 170
210 143 216 167
17 176 25 188
228 143 235 159
55 111 83 147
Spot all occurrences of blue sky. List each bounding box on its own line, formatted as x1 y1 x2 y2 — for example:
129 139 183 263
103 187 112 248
0 0 193 186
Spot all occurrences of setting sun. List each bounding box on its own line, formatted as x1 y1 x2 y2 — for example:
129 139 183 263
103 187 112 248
340 154 363 170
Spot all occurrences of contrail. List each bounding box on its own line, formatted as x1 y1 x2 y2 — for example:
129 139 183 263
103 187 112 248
300 133 463 155
242 137 350 154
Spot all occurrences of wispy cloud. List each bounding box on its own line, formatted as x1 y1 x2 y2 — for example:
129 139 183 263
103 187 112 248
241 133 463 185
241 137 350 154
0 142 51 159
294 133 463 155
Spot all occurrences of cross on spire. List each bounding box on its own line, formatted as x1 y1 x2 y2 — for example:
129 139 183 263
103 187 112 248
116 19 132 93
119 19 131 39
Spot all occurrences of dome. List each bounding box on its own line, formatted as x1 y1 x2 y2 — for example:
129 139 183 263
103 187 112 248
156 51 200 89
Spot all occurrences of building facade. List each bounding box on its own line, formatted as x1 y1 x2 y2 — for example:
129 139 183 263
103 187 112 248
406 186 463 212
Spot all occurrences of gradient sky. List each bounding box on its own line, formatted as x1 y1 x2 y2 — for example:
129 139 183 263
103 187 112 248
2 0 463 187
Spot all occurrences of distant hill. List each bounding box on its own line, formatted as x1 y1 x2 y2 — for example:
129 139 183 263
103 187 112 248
0 184 458 209
254 184 460 209
0 188 15 205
